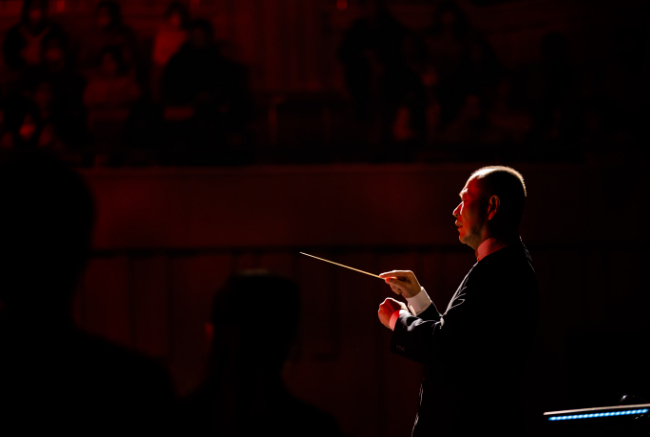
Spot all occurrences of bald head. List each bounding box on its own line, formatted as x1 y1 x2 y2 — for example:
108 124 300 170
469 166 527 231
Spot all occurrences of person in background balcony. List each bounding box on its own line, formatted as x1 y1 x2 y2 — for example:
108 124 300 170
162 19 252 153
422 1 500 129
162 19 221 106
83 45 141 110
151 1 190 102
337 0 409 124
80 1 141 78
153 1 189 70
2 0 68 72
22 32 88 151
0 98 52 151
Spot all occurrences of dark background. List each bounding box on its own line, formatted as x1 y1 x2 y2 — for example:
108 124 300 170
1 1 649 436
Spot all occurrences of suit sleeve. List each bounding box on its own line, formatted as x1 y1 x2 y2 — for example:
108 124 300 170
390 281 489 364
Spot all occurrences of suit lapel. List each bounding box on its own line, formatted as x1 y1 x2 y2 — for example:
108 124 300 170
444 262 477 315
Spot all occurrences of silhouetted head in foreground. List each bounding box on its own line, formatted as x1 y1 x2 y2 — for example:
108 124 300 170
207 272 300 381
187 272 344 436
0 156 94 321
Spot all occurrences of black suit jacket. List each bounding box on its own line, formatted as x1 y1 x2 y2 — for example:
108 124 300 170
391 241 539 437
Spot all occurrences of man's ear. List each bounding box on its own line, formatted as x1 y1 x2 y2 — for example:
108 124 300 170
487 195 500 220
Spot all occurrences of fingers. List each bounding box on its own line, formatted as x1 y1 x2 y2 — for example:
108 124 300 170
378 298 408 329
380 270 421 298
385 280 407 296
379 270 415 282
379 297 403 312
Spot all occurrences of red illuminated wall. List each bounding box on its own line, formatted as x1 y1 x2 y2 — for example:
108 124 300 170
76 163 650 437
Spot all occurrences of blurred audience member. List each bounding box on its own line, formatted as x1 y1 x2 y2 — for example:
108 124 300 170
0 97 61 151
37 33 88 149
162 19 251 153
2 0 67 72
83 45 141 110
81 1 140 75
2 26 86 153
486 78 531 147
423 1 500 128
337 0 410 123
387 32 428 154
153 2 189 69
440 93 502 148
162 19 221 106
183 272 345 437
0 157 178 434
338 0 428 153
151 1 190 101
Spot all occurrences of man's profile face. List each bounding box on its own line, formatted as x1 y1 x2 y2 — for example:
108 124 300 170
453 177 487 250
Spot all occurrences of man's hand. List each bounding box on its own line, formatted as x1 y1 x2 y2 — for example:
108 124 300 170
378 298 408 330
379 270 422 298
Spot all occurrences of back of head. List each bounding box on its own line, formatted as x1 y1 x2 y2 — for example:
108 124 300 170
0 156 94 316
209 272 300 369
165 1 189 26
97 1 123 28
470 166 527 232
430 0 470 40
21 0 48 25
188 19 215 48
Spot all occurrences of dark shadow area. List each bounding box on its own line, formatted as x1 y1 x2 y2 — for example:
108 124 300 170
0 155 178 433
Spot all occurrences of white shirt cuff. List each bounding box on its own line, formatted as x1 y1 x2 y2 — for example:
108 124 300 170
389 309 409 331
405 287 432 316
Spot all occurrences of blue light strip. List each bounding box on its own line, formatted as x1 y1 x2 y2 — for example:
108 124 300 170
548 409 649 421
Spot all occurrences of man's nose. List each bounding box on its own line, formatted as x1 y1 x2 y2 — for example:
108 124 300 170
452 204 461 217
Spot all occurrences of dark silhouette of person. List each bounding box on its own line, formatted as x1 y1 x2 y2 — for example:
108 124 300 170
151 1 191 102
80 1 141 78
377 166 539 437
338 0 428 154
423 1 501 129
1 0 68 72
337 0 409 118
39 31 88 144
163 19 251 157
83 45 142 110
162 19 222 106
5 31 88 153
0 156 178 434
1 97 49 150
153 1 190 70
183 272 345 437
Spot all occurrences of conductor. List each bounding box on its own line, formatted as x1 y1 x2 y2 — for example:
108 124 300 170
377 166 539 437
